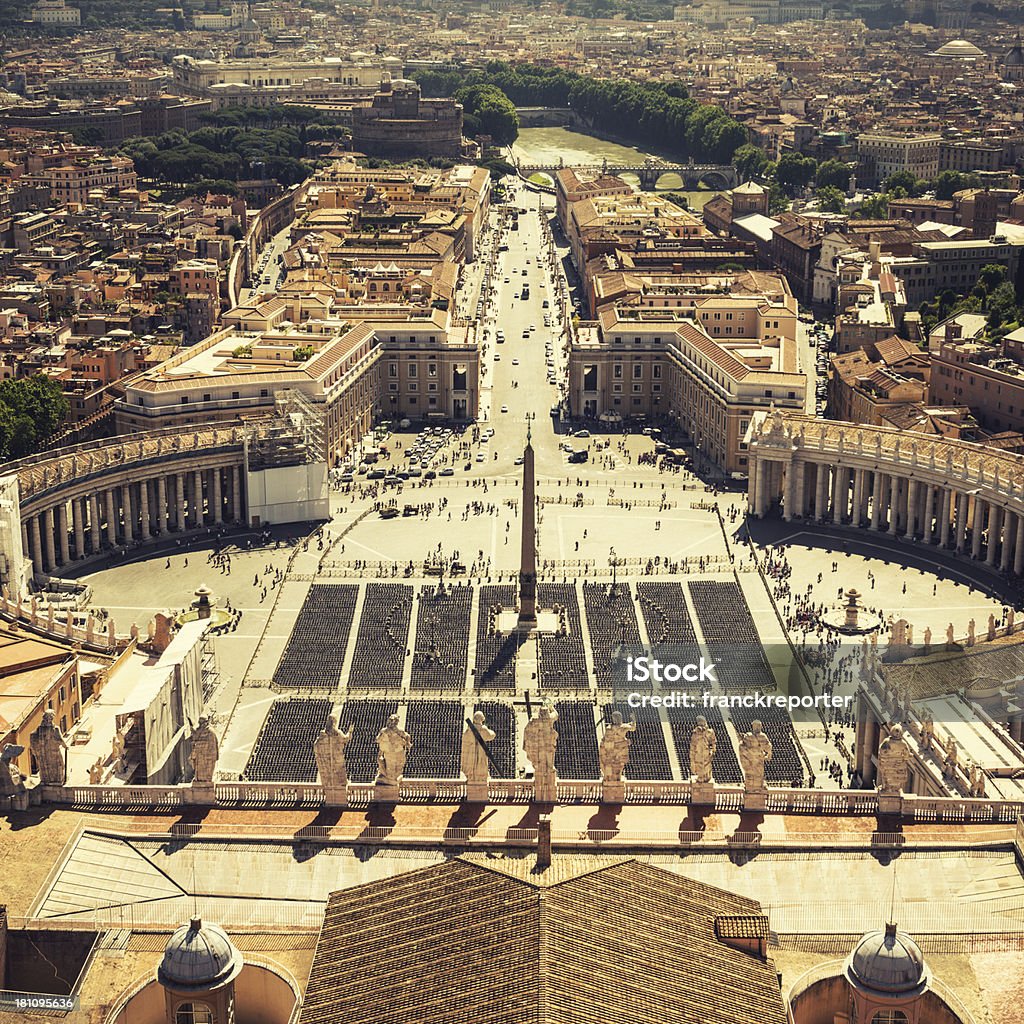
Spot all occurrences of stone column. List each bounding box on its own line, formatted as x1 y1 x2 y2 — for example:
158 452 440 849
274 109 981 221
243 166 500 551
922 485 935 544
211 467 223 524
123 482 134 542
56 503 69 566
754 459 768 517
30 515 42 574
955 492 968 553
89 494 100 553
870 472 884 530
831 466 845 523
939 488 952 549
888 475 899 535
987 505 1003 567
848 468 862 527
232 464 242 522
193 469 203 527
972 499 986 560
794 461 807 518
176 472 186 530
783 461 796 521
1014 513 1024 576
815 463 829 522
43 507 56 570
105 489 117 546
72 497 84 558
1001 511 1015 573
157 475 168 535
905 479 918 537
139 478 151 540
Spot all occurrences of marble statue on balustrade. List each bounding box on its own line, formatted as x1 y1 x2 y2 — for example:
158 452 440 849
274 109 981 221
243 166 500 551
599 712 635 802
689 716 716 785
943 734 958 778
30 709 68 786
524 703 559 802
969 762 987 798
876 724 911 796
88 759 104 785
739 720 773 795
189 715 218 785
920 709 934 752
462 711 496 800
315 715 353 801
0 744 26 802
375 714 412 790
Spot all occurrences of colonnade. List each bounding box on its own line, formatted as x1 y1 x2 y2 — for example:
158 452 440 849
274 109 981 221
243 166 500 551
20 463 245 576
747 411 1024 578
751 458 1024 574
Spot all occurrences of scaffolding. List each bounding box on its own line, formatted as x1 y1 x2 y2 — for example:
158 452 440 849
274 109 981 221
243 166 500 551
244 396 323 472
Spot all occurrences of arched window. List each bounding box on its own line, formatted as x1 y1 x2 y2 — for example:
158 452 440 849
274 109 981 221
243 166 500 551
175 1003 215 1024
871 1011 908 1024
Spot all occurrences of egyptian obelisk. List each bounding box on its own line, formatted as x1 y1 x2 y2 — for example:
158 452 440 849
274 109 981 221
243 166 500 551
518 425 537 628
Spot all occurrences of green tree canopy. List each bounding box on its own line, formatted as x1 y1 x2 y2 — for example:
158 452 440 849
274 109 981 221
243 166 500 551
775 152 818 196
816 159 852 191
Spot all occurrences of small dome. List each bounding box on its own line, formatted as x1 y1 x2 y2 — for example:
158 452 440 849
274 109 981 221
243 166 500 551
932 39 986 59
847 923 927 995
1005 36 1024 66
158 918 243 991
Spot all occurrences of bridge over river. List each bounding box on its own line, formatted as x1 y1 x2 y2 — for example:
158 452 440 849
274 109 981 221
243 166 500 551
516 158 736 191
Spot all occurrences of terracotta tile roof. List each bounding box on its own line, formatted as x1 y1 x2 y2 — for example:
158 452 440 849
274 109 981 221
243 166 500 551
300 857 787 1024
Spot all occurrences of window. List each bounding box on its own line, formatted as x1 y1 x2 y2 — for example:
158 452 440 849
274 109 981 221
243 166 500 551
653 364 662 379
428 363 437 377
408 364 417 378
389 362 398 378
180 397 188 404
59 686 65 703
231 391 239 400
614 365 623 380
175 1004 214 1024
633 364 642 379
870 1013 908 1024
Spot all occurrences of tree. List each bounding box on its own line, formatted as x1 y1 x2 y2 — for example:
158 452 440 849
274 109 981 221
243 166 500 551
815 186 847 214
853 193 890 220
934 169 982 200
816 159 852 191
775 152 817 195
883 170 924 197
986 280 1019 331
456 85 519 146
733 143 770 182
977 263 1008 294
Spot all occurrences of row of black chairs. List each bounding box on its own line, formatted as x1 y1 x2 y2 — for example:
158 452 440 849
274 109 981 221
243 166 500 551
336 699 399 783
244 697 333 781
731 706 805 785
404 701 464 778
274 585 357 689
474 701 516 779
688 580 776 689
474 585 518 688
666 705 743 784
553 700 601 780
410 585 473 690
348 584 413 689
583 583 643 686
602 702 673 780
538 584 589 688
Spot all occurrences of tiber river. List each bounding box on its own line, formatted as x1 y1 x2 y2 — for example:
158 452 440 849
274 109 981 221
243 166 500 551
510 127 717 211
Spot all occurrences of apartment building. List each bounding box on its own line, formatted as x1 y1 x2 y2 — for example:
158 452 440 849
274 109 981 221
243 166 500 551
856 131 942 185
568 296 805 475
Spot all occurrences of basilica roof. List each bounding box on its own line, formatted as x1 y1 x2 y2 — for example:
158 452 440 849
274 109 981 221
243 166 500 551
300 857 787 1024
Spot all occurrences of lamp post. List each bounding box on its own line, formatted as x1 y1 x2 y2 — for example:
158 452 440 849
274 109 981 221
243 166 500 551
609 546 618 597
